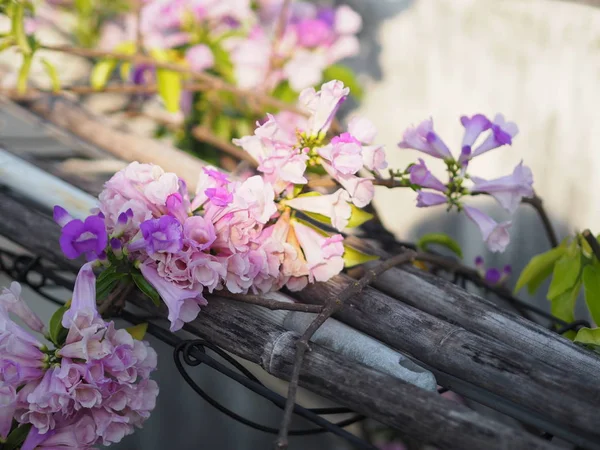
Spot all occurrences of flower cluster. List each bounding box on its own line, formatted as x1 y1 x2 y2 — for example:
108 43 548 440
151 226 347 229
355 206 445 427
397 114 533 252
97 0 361 93
474 256 512 286
0 264 158 449
54 80 385 333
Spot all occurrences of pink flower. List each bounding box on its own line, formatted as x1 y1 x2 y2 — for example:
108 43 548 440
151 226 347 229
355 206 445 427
190 166 231 211
286 189 352 231
0 282 45 334
361 145 387 173
463 206 512 253
292 222 344 283
299 80 349 136
322 162 374 207
140 262 206 331
62 263 101 329
189 253 226 293
334 5 362 35
224 253 254 293
319 133 363 175
284 50 328 92
347 116 377 145
185 44 214 72
184 216 216 251
470 161 533 214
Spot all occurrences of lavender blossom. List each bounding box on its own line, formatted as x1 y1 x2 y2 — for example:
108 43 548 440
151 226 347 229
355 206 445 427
131 216 183 255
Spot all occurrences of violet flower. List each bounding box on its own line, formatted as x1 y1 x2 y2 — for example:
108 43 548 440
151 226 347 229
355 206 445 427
56 212 108 261
416 191 447 208
0 385 16 439
470 114 519 158
130 216 183 255
61 262 100 329
398 118 453 160
470 161 534 214
460 114 491 156
409 159 447 192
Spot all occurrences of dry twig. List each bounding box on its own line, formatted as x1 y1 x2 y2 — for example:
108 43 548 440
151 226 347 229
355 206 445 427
274 250 417 449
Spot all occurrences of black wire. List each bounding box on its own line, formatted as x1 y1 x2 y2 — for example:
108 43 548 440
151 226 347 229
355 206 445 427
173 340 366 438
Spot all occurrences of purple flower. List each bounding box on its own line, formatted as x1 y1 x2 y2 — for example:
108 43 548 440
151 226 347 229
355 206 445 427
131 216 183 254
0 385 16 439
460 114 491 157
53 205 73 228
398 118 453 160
416 191 447 207
471 114 519 158
463 206 512 253
139 262 207 332
484 268 502 284
296 18 333 48
409 159 447 192
58 214 108 261
470 161 534 214
166 193 188 223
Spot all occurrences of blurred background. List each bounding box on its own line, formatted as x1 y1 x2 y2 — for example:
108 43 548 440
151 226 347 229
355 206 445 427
1 0 599 448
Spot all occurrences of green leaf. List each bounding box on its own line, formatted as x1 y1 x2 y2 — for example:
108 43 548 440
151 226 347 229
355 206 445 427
4 423 32 450
156 68 182 112
514 245 566 294
322 64 363 100
343 245 379 268
582 263 600 326
209 41 234 83
272 81 298 104
41 58 60 92
90 59 118 90
417 233 463 258
126 322 148 340
120 61 131 81
11 1 31 55
347 204 373 228
132 272 161 307
550 279 581 324
48 304 69 346
547 247 582 300
16 52 32 94
292 218 329 236
301 210 333 227
152 48 182 113
574 327 600 346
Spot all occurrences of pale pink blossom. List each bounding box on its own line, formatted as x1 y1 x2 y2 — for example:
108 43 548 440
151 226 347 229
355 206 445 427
286 189 352 231
318 133 363 175
348 116 377 145
185 44 215 72
284 50 328 92
140 262 206 331
292 222 344 283
334 5 362 35
464 206 512 253
299 80 349 136
0 282 45 334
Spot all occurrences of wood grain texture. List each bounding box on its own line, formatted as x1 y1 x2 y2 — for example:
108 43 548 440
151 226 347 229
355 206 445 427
294 274 600 440
373 265 600 381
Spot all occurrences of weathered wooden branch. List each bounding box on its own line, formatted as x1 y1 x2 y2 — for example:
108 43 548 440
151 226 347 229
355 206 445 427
372 264 600 381
4 96 207 190
0 191 560 450
294 274 600 444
